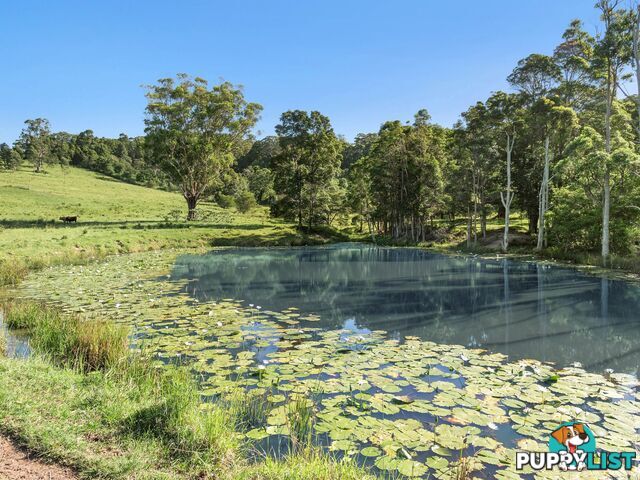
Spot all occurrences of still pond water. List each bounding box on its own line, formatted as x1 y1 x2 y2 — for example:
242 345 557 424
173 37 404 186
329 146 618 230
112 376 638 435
170 243 640 377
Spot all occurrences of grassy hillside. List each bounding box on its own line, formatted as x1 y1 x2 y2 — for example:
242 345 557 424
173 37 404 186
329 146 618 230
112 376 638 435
0 166 184 222
0 166 337 285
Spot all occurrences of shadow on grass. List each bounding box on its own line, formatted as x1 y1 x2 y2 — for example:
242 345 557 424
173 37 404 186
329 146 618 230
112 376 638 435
121 402 190 450
208 226 351 247
0 219 277 231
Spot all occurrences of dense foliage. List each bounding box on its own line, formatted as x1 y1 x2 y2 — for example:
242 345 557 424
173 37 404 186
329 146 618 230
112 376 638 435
144 74 262 220
3 124 168 187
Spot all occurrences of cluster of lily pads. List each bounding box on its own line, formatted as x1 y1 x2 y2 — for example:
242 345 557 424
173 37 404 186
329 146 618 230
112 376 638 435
14 251 640 479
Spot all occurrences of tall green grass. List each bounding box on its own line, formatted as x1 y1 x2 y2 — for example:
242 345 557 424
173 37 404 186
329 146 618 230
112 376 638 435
2 300 128 371
0 259 29 286
0 247 110 287
225 388 272 431
287 395 316 453
120 365 244 474
239 449 377 480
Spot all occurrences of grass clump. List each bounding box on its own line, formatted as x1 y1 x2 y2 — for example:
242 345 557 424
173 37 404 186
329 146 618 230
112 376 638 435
287 395 317 453
2 299 47 329
2 300 128 372
239 449 377 480
0 258 29 286
121 366 244 471
225 388 272 431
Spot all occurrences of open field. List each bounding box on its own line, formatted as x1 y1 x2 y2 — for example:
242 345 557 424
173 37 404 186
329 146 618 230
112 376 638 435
0 166 345 286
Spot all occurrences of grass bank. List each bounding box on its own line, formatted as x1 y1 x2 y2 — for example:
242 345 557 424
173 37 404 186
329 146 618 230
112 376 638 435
0 300 374 480
361 214 640 280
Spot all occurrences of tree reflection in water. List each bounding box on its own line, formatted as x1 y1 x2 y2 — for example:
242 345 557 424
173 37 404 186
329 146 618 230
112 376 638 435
170 244 640 377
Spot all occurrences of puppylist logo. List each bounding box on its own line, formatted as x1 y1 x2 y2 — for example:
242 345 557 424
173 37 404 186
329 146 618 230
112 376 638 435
516 422 636 472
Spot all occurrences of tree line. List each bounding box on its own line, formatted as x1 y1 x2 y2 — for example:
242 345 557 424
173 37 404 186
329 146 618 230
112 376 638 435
3 1 640 262
1 118 169 188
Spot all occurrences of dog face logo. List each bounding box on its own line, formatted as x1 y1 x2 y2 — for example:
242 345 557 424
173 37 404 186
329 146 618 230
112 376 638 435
551 423 589 454
548 422 596 471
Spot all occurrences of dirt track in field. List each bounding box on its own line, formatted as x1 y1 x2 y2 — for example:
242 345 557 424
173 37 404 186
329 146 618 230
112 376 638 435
0 436 76 480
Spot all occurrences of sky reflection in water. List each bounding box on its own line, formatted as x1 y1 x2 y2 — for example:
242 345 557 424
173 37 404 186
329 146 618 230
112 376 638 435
170 244 640 377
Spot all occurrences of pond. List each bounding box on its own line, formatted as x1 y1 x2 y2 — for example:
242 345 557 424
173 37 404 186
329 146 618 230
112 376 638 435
171 243 640 377
15 246 640 479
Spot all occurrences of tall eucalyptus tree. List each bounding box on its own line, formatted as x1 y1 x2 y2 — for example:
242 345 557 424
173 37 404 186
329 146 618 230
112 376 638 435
144 74 262 220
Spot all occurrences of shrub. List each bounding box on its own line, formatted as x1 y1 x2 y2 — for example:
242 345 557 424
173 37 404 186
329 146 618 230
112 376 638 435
235 191 257 213
549 187 638 255
217 193 236 209
0 259 29 287
2 300 128 372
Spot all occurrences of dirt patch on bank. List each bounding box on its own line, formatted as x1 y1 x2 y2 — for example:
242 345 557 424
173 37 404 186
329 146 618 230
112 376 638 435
0 436 76 480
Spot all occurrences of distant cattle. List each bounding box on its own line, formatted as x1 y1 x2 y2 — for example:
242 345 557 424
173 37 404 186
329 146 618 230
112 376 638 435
59 216 78 223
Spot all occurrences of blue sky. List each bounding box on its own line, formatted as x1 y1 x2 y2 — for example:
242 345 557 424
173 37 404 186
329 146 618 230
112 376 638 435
0 1 601 143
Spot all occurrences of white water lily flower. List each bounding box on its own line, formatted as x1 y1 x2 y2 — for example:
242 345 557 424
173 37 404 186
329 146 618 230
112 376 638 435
216 321 223 327
357 379 367 385
536 385 548 392
258 365 266 370
263 360 270 364
605 368 614 374
208 311 214 316
487 422 498 430
249 304 254 307
115 303 121 308
460 354 469 362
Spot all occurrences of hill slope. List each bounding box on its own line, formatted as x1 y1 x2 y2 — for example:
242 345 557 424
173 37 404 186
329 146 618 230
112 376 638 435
0 166 329 283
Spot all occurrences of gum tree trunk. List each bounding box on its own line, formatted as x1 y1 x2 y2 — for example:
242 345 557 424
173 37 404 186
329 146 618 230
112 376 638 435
536 136 550 251
633 4 640 139
602 70 612 263
185 195 198 221
500 133 515 252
